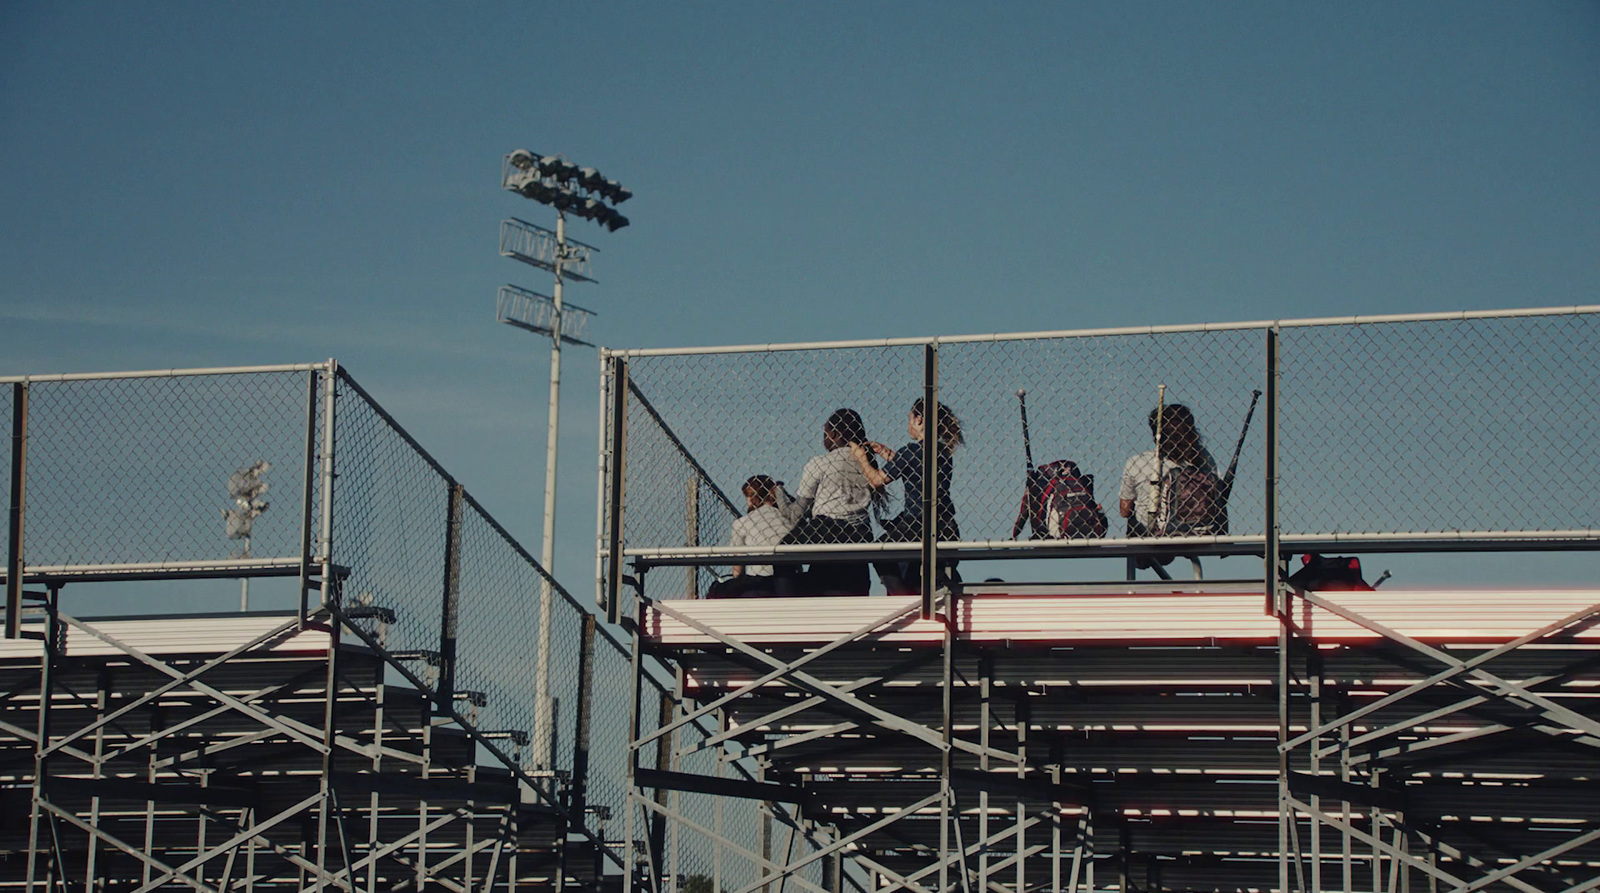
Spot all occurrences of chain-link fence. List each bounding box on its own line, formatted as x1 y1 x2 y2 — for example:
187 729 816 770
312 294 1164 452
1277 312 1600 535
2 362 635 876
600 308 1600 602
5 369 319 573
329 368 637 869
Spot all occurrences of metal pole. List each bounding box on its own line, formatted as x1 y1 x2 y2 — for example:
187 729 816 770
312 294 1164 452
686 474 700 598
605 358 630 625
7 381 28 639
535 210 566 770
596 352 613 610
570 612 596 823
25 584 59 893
439 483 465 706
921 344 938 620
318 361 339 611
1267 328 1289 893
297 369 320 626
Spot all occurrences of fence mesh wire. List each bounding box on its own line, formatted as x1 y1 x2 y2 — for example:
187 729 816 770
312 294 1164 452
4 365 630 866
605 312 1600 597
585 619 638 838
15 372 314 569
332 371 622 849
940 330 1265 540
1278 314 1600 534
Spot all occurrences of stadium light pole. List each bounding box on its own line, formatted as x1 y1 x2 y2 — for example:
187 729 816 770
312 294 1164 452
498 150 629 770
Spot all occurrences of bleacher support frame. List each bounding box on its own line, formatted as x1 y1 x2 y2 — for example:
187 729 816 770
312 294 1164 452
600 306 1600 892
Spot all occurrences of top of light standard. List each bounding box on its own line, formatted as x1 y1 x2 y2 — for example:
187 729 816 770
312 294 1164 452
501 149 631 231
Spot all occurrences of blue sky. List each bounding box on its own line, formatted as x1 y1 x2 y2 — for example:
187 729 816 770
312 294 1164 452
3 2 1597 604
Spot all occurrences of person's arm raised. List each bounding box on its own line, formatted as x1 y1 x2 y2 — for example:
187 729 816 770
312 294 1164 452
851 442 892 489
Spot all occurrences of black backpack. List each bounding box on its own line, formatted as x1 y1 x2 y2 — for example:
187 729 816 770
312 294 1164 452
1287 554 1374 591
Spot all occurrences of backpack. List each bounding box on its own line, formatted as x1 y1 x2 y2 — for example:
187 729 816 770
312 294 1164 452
1154 464 1225 536
1024 460 1108 540
1286 554 1373 591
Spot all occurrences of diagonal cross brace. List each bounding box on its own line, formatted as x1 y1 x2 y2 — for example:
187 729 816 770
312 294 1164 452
56 613 332 753
634 598 922 752
648 599 1020 764
44 611 318 757
1283 594 1600 752
1286 794 1548 893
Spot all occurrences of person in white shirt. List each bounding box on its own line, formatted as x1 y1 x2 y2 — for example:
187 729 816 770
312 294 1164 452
775 408 885 596
1118 403 1219 533
706 475 795 598
1119 403 1221 576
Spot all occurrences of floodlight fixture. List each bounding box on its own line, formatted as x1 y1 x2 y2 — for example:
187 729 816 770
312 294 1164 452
502 150 633 231
224 461 271 542
224 460 271 611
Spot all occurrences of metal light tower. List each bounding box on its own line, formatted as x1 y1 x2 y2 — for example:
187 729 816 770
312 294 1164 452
499 149 630 770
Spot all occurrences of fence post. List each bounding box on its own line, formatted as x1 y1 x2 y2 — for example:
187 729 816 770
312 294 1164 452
6 382 27 639
317 362 339 613
438 482 464 706
606 356 629 624
1267 328 1291 893
685 474 699 599
297 370 319 626
922 343 938 620
570 612 595 823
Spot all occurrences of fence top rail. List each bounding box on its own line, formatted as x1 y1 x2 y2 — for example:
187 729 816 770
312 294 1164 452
0 361 335 384
599 304 1600 358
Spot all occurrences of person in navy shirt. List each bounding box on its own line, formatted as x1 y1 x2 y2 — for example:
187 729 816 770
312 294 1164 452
853 398 963 595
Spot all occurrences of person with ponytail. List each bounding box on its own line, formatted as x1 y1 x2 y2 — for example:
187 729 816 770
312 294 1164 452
853 398 963 595
776 408 883 595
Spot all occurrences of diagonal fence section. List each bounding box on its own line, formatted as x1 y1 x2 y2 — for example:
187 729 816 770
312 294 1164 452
331 369 634 851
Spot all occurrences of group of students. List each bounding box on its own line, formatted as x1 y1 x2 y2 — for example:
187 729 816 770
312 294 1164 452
705 398 1221 598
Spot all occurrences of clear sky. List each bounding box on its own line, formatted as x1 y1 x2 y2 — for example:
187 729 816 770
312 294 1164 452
3 2 1597 605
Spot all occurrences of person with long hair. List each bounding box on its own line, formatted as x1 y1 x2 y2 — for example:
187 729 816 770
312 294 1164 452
776 408 883 595
1119 403 1218 533
854 398 963 595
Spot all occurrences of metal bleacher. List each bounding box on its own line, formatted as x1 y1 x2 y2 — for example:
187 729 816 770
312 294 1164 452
0 609 596 891
598 307 1600 893
2 363 632 891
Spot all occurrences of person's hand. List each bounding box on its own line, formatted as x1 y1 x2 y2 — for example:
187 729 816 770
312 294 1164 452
870 441 895 460
849 442 871 466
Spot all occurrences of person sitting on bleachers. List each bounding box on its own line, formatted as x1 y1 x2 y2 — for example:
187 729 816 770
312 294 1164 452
705 475 795 598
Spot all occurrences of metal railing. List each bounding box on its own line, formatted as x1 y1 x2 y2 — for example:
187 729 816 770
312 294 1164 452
598 306 1600 612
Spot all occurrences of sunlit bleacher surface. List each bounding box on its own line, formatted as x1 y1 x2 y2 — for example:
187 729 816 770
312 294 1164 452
1 363 637 890
599 307 1600 892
